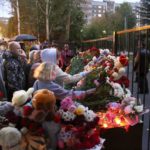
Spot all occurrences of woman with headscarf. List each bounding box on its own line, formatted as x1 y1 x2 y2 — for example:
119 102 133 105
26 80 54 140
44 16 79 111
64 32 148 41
40 48 91 86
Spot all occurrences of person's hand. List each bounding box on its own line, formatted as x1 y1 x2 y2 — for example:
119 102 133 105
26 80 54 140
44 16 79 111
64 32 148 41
85 88 96 95
80 70 93 77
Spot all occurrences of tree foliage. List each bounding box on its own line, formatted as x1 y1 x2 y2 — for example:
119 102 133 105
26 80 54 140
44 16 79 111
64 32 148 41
7 0 85 42
83 2 136 40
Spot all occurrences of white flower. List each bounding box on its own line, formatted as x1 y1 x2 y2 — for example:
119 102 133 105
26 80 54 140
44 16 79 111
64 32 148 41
92 56 97 62
134 105 143 113
58 109 64 115
124 88 132 98
84 110 96 122
112 83 124 98
62 111 75 121
107 55 116 61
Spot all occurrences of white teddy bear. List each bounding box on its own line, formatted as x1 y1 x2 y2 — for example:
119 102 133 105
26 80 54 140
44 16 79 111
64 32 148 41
12 88 34 116
0 127 22 150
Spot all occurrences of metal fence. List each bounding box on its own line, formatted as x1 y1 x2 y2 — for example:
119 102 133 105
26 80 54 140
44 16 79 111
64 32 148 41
82 25 150 150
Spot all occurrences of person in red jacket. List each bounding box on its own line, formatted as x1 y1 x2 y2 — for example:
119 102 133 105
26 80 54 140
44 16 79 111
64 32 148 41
61 44 74 71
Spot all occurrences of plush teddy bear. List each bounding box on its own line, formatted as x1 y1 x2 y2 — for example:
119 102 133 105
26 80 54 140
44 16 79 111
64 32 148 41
0 126 46 150
0 126 22 150
23 89 56 122
111 54 128 81
26 89 60 150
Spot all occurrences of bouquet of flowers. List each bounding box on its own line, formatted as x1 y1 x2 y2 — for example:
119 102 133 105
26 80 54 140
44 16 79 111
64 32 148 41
97 96 144 129
74 49 130 111
65 47 100 89
57 97 105 150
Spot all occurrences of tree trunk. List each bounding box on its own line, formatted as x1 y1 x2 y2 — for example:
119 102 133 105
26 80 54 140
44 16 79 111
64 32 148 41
46 0 49 41
66 12 71 41
16 0 20 34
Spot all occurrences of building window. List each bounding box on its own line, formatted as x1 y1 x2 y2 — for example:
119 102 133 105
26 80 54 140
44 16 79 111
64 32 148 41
98 5 102 8
98 14 102 17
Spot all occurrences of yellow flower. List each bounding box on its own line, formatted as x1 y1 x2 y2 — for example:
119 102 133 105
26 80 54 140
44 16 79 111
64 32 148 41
75 106 85 115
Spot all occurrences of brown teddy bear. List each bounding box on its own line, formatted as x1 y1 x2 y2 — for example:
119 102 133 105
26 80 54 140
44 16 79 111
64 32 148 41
31 89 60 150
21 89 58 150
23 89 56 122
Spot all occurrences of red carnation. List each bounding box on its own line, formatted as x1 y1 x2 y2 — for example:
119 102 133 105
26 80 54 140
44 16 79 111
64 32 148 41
90 46 99 52
119 55 128 66
23 106 33 116
54 114 61 123
114 68 118 72
21 118 29 127
121 76 129 88
114 76 129 88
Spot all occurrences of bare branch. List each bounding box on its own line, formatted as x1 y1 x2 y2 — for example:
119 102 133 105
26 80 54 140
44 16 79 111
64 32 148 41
48 0 52 16
37 0 46 15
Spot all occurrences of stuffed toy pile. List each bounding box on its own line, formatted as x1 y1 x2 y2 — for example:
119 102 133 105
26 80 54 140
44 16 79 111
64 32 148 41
0 88 59 150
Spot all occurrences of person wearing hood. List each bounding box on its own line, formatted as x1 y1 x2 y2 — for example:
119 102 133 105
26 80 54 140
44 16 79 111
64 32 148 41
33 62 96 100
40 48 91 86
3 42 27 101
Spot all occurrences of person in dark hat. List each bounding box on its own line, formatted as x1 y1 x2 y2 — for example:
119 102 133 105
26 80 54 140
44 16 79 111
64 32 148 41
30 44 40 52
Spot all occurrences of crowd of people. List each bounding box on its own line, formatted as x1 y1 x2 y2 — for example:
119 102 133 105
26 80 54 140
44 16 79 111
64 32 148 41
0 41 86 100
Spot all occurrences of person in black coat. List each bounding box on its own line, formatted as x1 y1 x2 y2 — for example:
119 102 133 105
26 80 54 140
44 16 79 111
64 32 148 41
134 42 150 94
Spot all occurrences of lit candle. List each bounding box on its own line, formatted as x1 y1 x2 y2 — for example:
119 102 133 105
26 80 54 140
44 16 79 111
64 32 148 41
115 117 121 125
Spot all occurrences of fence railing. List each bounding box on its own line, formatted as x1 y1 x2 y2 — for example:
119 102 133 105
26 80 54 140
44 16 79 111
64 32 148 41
82 25 150 150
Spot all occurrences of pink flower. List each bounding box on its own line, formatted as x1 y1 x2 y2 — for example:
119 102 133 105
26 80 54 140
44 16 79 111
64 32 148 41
68 105 76 113
94 80 100 87
124 106 133 114
60 97 74 110
57 140 64 149
125 115 139 126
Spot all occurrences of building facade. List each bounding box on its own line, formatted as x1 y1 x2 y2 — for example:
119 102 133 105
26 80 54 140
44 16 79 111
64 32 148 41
80 0 93 24
92 1 107 18
81 0 140 25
